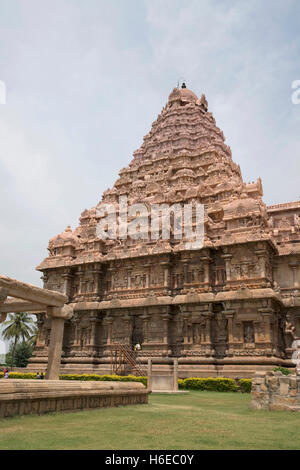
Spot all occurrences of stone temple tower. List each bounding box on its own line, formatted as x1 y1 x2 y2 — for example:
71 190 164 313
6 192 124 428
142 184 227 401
29 84 300 377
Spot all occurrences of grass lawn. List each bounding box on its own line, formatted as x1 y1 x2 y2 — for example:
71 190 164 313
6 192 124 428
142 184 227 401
0 391 300 450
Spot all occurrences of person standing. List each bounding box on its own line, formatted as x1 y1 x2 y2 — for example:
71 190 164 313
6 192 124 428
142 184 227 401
4 368 9 379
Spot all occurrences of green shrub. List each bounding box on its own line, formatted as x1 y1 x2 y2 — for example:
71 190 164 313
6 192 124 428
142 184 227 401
239 379 252 393
59 374 147 387
273 367 292 376
180 377 239 392
178 378 185 389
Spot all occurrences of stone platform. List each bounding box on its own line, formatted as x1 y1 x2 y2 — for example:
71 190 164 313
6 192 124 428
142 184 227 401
0 380 149 418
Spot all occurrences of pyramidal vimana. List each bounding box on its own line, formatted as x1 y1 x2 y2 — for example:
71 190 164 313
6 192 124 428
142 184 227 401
29 84 300 377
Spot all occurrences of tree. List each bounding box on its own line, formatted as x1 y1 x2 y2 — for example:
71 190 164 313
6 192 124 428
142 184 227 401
2 313 35 369
27 323 39 349
6 341 34 368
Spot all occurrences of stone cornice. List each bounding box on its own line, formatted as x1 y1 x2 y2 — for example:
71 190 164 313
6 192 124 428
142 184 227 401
72 287 283 311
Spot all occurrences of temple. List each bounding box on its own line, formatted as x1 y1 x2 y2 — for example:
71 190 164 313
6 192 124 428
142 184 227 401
29 84 300 377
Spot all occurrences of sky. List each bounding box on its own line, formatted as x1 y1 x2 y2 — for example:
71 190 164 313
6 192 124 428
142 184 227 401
0 0 299 294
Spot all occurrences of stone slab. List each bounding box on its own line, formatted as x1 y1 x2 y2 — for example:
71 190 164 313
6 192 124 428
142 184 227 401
0 380 149 418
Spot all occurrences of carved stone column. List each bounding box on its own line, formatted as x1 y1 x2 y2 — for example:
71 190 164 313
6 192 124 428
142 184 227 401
161 313 171 345
255 249 267 279
123 313 132 346
223 310 235 356
76 269 84 296
183 262 189 287
160 261 170 289
35 313 46 348
204 312 213 356
289 262 299 289
141 313 150 344
104 313 113 345
173 358 178 391
72 313 81 347
222 254 232 283
87 311 100 348
182 311 191 346
200 256 211 289
127 270 131 289
91 265 102 296
258 308 274 353
62 271 73 299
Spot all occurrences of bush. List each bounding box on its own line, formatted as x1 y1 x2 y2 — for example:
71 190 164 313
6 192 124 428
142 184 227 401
0 371 36 379
59 374 147 387
179 377 239 392
14 342 34 367
238 379 252 393
273 366 292 376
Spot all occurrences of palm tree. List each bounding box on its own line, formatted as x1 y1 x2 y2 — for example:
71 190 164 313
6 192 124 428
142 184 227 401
2 313 35 370
27 322 39 349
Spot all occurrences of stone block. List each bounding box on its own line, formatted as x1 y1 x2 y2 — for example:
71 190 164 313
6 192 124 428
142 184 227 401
279 382 289 396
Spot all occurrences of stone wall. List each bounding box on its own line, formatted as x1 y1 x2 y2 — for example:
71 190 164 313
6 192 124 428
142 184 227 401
251 370 300 411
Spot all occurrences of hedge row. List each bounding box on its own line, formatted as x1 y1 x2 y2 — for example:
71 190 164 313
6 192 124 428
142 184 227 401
0 372 252 392
60 374 148 387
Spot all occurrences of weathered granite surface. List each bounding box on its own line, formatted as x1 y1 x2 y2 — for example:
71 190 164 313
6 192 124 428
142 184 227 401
0 380 149 418
251 371 300 411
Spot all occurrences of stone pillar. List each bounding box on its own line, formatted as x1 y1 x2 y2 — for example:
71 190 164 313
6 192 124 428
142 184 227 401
224 310 235 356
289 263 299 289
91 266 102 296
147 358 152 392
258 309 274 345
141 313 150 344
127 270 131 289
123 313 132 346
45 304 73 380
255 249 266 279
143 263 150 289
62 272 73 299
173 358 178 391
160 261 170 289
182 261 189 286
182 312 191 346
72 314 81 347
204 313 213 355
201 256 211 287
78 271 84 295
162 313 171 345
87 312 100 347
105 314 113 345
222 254 232 283
45 317 65 380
